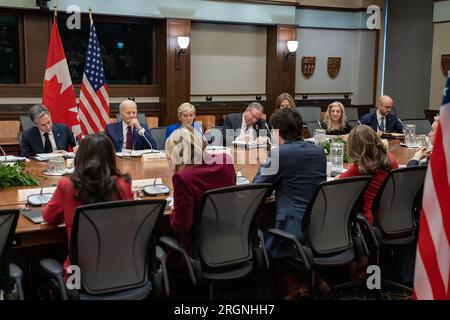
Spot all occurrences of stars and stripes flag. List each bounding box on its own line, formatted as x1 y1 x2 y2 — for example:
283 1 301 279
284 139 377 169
413 72 450 300
42 19 80 137
78 17 110 135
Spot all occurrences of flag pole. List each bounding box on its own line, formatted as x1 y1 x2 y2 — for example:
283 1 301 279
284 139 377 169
88 6 93 22
53 3 57 18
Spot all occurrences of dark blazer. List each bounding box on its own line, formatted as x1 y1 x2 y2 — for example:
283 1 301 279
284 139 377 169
253 140 326 258
360 110 404 133
222 112 269 146
105 121 157 152
20 123 76 158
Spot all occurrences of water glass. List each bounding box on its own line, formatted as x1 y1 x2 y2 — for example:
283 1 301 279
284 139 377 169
403 124 416 146
330 142 344 171
313 129 326 144
49 156 66 174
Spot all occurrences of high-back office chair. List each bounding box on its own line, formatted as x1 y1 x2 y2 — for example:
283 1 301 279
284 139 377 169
402 119 432 135
146 116 159 129
159 184 272 299
195 115 216 132
296 106 322 123
39 200 169 300
0 120 20 139
115 113 147 127
19 115 34 131
0 209 25 300
149 127 167 150
345 107 359 121
357 166 427 292
347 120 361 128
267 177 371 297
305 121 323 138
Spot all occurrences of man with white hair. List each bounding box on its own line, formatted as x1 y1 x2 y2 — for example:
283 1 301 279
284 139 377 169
105 99 157 151
360 95 404 134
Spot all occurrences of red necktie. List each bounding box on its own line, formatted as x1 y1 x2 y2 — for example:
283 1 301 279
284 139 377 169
126 126 133 150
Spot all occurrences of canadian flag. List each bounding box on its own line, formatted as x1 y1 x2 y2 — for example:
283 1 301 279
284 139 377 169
42 19 80 137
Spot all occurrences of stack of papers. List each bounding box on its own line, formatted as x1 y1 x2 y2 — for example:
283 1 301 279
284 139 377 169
34 152 75 161
116 149 163 157
0 155 27 162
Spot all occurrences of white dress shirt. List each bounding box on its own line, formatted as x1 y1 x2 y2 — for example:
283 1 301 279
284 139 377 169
122 121 145 150
238 113 255 141
40 130 57 152
376 110 386 132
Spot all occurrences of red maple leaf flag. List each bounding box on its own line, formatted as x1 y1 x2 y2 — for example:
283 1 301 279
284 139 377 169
42 19 80 137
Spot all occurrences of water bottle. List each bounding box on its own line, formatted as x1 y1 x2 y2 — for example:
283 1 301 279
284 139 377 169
330 142 344 172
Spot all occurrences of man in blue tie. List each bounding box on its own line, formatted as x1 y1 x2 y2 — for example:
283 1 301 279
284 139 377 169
105 99 157 152
360 95 404 134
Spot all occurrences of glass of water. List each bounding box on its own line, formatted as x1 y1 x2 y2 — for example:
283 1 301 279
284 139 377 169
403 124 416 146
49 156 66 174
330 142 344 172
314 129 326 144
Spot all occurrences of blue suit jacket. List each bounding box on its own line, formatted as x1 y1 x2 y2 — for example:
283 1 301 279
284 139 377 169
359 110 404 133
20 123 76 158
105 121 157 152
253 140 326 258
165 122 202 140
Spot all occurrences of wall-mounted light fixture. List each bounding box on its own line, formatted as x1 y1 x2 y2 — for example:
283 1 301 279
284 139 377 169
283 40 299 71
176 36 190 70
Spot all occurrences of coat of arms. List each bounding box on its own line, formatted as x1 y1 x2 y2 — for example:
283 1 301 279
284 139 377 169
327 57 341 79
301 56 316 78
441 54 450 77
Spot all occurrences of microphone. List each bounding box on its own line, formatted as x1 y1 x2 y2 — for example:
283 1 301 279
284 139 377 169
263 121 275 145
398 118 406 130
134 125 157 152
0 145 6 162
317 120 322 129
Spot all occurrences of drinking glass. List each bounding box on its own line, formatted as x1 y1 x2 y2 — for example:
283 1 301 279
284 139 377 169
313 129 326 144
330 142 344 172
49 156 65 174
403 124 416 146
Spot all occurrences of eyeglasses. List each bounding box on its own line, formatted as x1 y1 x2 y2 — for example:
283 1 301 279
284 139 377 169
247 108 259 121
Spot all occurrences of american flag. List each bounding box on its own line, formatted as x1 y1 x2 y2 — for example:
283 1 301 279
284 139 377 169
413 73 450 300
78 19 110 135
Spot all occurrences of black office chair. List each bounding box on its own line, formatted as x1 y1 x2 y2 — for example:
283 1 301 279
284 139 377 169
305 121 323 137
267 176 372 297
39 199 169 300
115 112 147 127
159 184 272 299
204 126 223 146
345 107 359 121
357 166 427 292
19 115 34 131
402 119 432 135
295 106 322 123
347 120 361 128
0 209 25 300
149 126 167 150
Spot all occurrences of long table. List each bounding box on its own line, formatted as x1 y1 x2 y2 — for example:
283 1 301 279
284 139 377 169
1 141 416 249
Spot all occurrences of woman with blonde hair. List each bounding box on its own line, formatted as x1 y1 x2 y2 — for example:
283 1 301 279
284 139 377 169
275 92 296 110
321 101 352 135
165 127 235 249
165 102 202 140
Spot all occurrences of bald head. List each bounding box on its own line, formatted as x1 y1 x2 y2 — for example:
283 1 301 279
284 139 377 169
119 99 138 126
377 95 394 116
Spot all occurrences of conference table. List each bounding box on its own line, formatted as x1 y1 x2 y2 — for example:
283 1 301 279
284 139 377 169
1 140 416 250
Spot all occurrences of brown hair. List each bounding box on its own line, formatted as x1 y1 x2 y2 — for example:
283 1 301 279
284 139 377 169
71 133 130 204
275 92 296 110
323 101 347 130
347 125 392 175
269 108 303 141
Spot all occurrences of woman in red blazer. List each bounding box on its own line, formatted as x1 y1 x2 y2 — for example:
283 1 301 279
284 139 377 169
165 127 236 251
43 133 134 273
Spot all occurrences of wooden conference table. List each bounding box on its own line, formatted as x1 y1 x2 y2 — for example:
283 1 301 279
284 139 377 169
1 140 416 250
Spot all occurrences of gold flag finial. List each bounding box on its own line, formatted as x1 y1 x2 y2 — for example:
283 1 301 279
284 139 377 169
88 6 93 20
53 3 57 17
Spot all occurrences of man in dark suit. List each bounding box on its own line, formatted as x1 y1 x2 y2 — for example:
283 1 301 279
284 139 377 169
360 95 404 134
20 104 76 158
105 99 157 152
222 102 269 146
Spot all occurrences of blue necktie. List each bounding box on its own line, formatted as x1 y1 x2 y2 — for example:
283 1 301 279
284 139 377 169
380 117 385 132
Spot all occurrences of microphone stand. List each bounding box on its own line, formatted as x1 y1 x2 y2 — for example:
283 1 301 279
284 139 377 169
134 126 158 153
0 145 6 163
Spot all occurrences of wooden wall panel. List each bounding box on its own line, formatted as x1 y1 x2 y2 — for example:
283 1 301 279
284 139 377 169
159 19 191 126
266 25 297 117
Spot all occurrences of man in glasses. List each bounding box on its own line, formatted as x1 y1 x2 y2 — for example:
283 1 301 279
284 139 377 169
222 102 269 146
360 95 404 134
